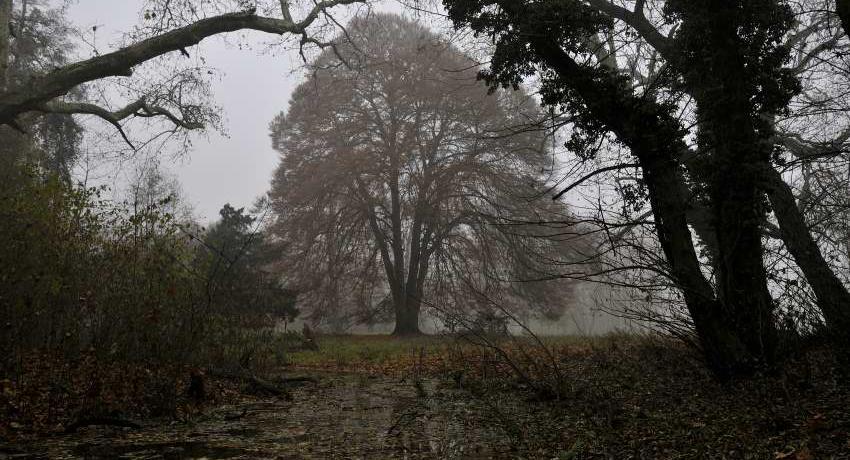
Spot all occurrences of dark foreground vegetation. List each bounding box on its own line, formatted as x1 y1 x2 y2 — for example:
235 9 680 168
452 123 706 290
3 334 850 458
287 335 850 458
0 162 295 443
2 0 850 458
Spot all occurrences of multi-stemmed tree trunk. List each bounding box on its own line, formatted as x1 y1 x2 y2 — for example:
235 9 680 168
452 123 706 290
535 46 757 375
365 160 433 336
443 0 850 375
668 0 800 366
580 1 850 339
458 0 757 375
269 14 565 335
667 0 850 357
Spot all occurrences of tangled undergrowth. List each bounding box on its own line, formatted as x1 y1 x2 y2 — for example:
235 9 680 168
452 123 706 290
0 330 302 442
3 332 849 458
288 333 850 459
0 165 299 444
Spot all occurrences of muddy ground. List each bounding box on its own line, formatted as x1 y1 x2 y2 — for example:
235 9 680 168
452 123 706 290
3 337 850 459
0 373 526 459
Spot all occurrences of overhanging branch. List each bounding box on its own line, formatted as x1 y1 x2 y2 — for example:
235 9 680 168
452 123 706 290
38 97 204 150
584 0 673 56
0 0 363 127
552 163 641 200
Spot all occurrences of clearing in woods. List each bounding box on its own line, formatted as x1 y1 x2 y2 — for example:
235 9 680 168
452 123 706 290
3 334 850 459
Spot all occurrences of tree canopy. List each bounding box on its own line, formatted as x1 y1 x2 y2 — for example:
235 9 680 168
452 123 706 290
443 0 850 376
268 13 581 334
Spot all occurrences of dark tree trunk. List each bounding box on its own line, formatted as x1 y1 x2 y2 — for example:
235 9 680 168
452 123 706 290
391 295 421 336
766 168 850 339
524 37 757 377
677 2 782 368
838 0 850 37
695 98 777 367
445 0 787 376
0 0 12 88
710 171 777 365
637 132 756 377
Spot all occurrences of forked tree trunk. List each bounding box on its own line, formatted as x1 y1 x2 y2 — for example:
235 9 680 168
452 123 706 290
518 33 759 376
638 145 758 376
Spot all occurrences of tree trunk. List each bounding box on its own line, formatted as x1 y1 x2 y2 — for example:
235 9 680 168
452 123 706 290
697 100 777 367
838 0 850 37
678 3 781 368
710 171 777 365
766 168 850 338
523 36 756 376
392 295 421 336
0 0 12 89
637 135 755 376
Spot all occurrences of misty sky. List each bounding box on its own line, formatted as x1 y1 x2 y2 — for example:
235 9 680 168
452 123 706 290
63 0 406 222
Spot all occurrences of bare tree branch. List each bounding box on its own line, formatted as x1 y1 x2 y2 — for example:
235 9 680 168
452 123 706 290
584 0 673 56
280 0 294 23
0 0 363 127
36 97 204 150
552 163 640 200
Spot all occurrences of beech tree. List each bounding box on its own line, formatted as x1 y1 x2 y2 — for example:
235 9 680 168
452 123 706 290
268 13 577 334
443 0 850 376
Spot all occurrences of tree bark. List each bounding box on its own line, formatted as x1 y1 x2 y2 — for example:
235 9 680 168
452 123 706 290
392 295 422 336
838 0 850 37
524 35 756 376
693 107 778 366
766 167 850 337
680 5 781 367
0 0 12 89
0 1 362 126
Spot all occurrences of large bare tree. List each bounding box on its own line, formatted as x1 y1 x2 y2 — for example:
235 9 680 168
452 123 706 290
268 13 578 334
442 0 850 375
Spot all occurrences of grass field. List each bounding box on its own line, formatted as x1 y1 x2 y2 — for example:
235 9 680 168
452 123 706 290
286 334 450 368
284 333 616 376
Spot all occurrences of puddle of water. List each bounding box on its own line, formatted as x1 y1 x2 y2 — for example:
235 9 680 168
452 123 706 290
6 374 519 459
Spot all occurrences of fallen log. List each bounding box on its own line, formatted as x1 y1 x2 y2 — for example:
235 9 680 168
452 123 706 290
223 409 248 421
245 375 292 399
207 368 294 399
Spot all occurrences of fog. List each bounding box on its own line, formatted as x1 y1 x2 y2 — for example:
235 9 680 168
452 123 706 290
64 0 403 222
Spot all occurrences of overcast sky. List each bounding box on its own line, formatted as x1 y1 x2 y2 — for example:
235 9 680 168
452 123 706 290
63 0 407 223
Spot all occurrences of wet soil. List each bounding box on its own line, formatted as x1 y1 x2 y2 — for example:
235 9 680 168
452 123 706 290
0 373 516 459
